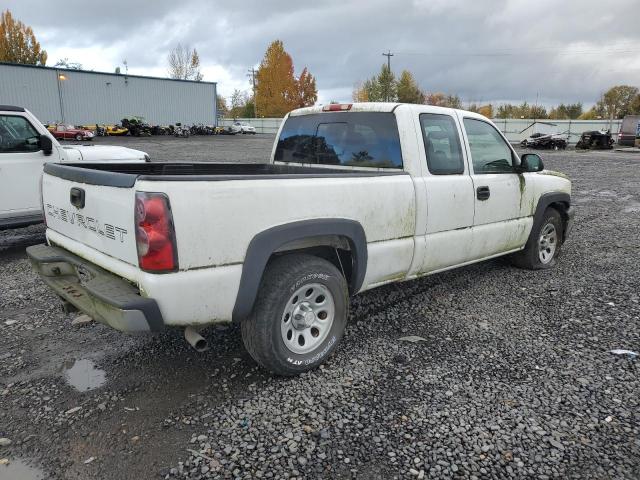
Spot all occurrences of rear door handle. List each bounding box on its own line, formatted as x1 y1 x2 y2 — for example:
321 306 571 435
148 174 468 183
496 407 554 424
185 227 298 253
476 186 490 200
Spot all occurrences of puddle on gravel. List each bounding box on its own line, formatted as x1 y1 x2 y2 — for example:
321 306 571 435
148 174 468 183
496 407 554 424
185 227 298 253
62 359 106 392
0 458 44 480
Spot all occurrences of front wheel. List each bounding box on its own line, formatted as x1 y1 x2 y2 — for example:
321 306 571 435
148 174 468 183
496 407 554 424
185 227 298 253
510 208 563 270
241 253 349 376
75 133 83 141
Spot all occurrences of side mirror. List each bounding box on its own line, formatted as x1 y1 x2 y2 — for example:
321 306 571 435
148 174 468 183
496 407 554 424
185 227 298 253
520 153 544 172
40 134 53 156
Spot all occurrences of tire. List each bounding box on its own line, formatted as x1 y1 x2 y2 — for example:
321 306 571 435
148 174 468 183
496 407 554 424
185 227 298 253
510 208 563 270
75 133 83 141
241 253 349 376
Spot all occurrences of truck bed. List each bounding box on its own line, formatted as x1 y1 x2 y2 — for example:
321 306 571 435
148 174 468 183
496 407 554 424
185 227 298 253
43 162 404 188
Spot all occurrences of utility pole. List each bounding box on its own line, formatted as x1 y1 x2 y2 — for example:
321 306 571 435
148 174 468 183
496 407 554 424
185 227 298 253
382 50 394 102
247 67 257 118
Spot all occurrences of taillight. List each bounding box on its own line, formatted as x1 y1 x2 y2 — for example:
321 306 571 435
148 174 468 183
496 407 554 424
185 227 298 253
135 192 178 272
322 103 352 112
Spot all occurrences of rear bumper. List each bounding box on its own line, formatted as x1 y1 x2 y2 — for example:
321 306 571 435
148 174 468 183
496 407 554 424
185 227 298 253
26 244 164 332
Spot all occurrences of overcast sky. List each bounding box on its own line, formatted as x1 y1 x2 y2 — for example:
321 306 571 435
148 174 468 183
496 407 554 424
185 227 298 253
4 0 640 107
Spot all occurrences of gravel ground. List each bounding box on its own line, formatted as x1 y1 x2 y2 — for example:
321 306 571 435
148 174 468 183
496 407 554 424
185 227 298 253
89 133 275 163
1 143 639 480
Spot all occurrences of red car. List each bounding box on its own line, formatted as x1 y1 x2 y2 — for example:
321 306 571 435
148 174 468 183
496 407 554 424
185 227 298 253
51 124 94 141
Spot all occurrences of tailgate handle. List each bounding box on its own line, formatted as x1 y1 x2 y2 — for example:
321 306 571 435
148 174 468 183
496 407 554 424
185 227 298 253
70 187 85 208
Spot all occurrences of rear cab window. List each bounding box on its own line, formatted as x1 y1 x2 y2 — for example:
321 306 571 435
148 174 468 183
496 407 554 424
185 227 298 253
274 112 403 169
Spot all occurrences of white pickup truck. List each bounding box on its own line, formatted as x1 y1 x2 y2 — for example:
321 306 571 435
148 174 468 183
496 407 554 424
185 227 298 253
0 105 149 230
27 102 574 375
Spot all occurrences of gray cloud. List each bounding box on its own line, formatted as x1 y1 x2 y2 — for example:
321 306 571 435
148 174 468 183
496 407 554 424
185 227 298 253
4 0 639 106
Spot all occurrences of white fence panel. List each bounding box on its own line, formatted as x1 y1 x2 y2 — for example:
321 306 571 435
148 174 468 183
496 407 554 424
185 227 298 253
221 117 622 144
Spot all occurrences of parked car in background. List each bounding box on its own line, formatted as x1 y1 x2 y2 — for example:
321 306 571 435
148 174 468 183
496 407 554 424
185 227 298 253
51 124 94 141
618 115 640 147
0 105 149 230
28 102 574 375
230 122 256 134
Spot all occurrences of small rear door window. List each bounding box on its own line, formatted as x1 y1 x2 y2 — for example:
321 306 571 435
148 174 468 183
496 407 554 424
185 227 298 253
274 112 403 169
419 113 464 175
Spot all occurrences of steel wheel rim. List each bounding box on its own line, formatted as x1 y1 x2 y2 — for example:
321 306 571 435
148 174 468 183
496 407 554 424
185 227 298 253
281 283 335 355
538 223 557 264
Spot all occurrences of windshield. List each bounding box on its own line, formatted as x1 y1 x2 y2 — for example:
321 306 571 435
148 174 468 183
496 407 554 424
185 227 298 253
274 112 403 169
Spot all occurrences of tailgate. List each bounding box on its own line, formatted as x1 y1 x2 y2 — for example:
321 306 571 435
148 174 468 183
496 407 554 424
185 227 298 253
42 171 138 266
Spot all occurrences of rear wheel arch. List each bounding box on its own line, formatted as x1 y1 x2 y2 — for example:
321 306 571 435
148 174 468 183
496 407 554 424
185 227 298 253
232 219 367 322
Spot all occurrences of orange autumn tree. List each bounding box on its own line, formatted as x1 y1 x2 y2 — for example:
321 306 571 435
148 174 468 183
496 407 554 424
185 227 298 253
296 67 317 108
0 10 47 65
255 40 317 117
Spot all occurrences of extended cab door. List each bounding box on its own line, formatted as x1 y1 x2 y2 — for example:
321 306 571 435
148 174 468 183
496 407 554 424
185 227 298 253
0 114 49 219
412 111 475 273
459 116 531 259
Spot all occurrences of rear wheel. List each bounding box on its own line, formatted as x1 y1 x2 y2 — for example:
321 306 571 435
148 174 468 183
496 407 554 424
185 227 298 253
241 253 348 376
511 208 563 270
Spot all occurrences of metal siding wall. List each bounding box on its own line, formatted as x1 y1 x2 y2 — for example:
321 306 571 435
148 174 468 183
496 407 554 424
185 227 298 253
0 64 61 122
0 64 216 125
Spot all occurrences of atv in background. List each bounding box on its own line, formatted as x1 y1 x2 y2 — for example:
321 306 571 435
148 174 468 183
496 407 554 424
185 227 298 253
520 132 567 150
575 130 614 150
121 117 151 137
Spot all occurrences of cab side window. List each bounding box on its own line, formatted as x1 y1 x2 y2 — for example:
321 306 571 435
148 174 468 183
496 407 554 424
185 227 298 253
0 115 41 153
419 113 464 175
463 118 515 174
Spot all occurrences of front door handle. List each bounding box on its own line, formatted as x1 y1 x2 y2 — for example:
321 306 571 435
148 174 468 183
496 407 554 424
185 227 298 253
476 186 490 200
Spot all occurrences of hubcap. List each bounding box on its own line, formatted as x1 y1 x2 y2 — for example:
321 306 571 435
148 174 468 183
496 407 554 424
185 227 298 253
281 283 335 355
538 223 557 264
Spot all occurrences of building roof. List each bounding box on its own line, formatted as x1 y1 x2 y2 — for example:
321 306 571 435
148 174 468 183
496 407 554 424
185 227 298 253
0 62 216 85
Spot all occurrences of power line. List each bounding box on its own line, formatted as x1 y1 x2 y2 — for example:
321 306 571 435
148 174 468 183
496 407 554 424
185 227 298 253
382 50 394 101
395 48 640 57
247 67 257 118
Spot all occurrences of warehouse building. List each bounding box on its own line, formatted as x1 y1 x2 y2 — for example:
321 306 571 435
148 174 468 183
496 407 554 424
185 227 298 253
0 62 217 126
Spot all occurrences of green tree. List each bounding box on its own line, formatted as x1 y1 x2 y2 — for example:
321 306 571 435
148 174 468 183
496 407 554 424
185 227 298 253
229 89 248 118
216 94 228 116
596 85 639 119
396 70 424 104
578 108 599 120
549 102 583 119
496 103 516 118
630 94 640 115
353 64 397 102
566 102 583 119
241 97 256 118
0 9 47 65
377 64 396 102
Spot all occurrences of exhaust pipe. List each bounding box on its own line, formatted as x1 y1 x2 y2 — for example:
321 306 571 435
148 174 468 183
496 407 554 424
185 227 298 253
184 327 208 352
